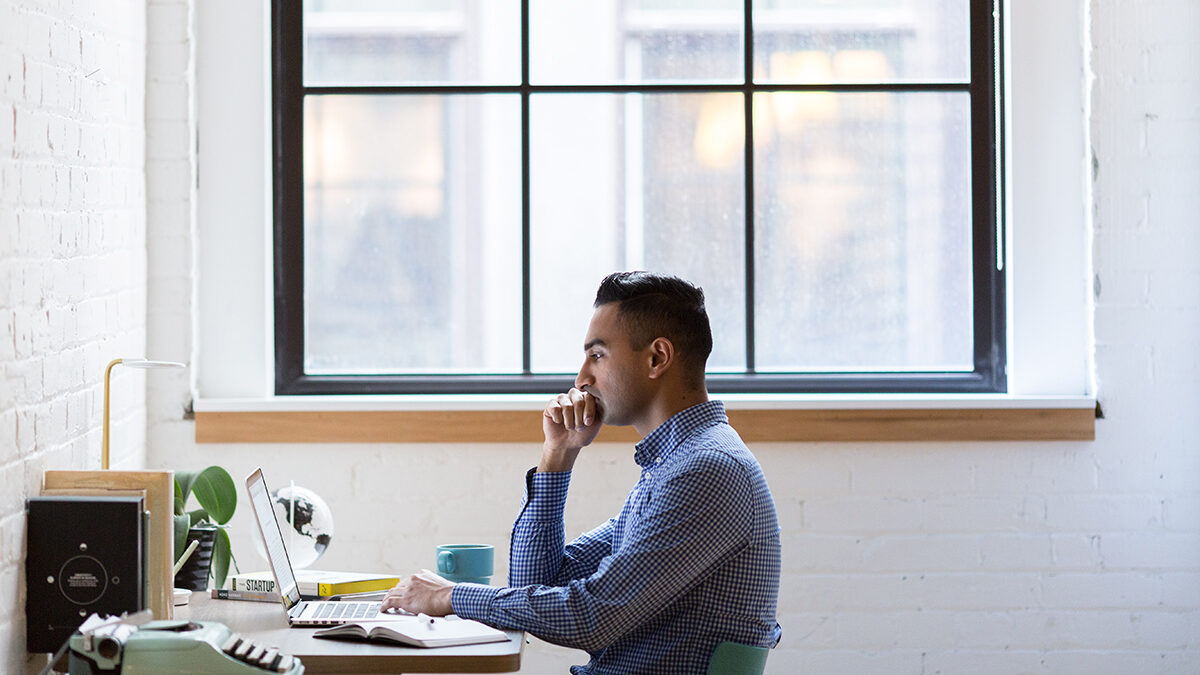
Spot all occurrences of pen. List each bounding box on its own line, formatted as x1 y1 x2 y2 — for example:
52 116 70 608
417 613 436 628
172 539 200 576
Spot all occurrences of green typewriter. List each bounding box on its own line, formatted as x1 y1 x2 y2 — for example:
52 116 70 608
68 619 304 674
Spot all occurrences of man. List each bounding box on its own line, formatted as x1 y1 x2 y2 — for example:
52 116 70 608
384 271 782 673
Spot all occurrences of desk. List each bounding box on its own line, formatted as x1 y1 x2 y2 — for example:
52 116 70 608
180 595 523 674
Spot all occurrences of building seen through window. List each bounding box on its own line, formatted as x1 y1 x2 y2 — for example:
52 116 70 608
286 0 995 392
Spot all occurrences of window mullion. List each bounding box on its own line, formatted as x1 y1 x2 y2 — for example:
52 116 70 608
744 0 756 374
521 0 532 375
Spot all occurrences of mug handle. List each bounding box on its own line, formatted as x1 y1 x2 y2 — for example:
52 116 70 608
437 550 456 574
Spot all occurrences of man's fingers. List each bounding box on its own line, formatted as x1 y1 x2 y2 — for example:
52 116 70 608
544 389 598 434
546 401 563 425
566 389 597 430
546 395 570 425
379 571 454 616
381 582 406 611
556 393 577 429
568 389 589 430
583 392 596 427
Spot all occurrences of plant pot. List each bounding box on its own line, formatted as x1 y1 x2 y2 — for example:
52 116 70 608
174 524 218 591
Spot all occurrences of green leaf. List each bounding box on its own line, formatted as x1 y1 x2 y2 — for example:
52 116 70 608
211 527 233 589
190 466 237 525
173 514 191 562
175 470 200 515
171 465 239 588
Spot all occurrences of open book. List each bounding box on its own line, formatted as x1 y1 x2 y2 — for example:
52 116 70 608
313 616 509 648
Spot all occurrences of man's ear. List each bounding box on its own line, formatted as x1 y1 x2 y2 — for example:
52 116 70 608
646 337 674 379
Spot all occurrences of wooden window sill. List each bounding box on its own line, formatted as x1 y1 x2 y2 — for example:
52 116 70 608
193 396 1096 443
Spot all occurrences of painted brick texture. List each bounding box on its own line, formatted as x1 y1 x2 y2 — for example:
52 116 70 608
0 1 147 672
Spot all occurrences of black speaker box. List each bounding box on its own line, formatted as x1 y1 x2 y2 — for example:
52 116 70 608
26 495 147 653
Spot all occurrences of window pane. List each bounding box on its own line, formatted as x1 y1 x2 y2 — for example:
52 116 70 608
529 93 746 373
754 91 972 371
530 0 742 84
754 0 970 83
303 0 520 85
304 94 523 373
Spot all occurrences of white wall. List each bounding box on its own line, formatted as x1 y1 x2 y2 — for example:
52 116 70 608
144 0 196 418
0 1 149 672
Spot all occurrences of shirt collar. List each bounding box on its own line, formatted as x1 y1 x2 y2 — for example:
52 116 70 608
633 400 727 468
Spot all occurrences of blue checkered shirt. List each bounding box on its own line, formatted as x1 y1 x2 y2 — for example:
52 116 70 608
451 400 782 674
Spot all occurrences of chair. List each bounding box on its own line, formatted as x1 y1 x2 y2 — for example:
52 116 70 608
706 641 769 675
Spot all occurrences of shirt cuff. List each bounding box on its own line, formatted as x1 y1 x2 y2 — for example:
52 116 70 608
449 582 501 622
522 467 571 521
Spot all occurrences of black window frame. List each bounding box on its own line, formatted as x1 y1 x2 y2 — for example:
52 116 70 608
273 0 1005 396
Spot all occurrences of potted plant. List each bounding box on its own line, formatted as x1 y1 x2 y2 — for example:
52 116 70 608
174 466 238 590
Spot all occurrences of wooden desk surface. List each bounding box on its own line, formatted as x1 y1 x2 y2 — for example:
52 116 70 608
180 595 524 674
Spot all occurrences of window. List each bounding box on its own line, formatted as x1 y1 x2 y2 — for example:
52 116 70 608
273 0 1003 395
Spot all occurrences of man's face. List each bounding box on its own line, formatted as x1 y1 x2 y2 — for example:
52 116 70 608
574 303 654 428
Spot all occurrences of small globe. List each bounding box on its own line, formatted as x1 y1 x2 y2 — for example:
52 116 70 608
264 484 334 569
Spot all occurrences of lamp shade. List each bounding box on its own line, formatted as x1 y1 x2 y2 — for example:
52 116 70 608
120 359 187 369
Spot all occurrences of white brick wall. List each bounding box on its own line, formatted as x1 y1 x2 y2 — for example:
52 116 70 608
0 1 147 671
149 0 1198 672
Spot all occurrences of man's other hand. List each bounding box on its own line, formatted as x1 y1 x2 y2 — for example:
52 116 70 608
540 388 602 472
381 569 454 616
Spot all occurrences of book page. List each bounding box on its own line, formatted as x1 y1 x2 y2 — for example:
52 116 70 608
317 617 507 648
385 617 508 647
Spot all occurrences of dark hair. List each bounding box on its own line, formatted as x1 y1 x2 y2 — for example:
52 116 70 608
594 271 713 378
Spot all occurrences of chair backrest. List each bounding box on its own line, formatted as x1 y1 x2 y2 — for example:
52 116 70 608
706 641 769 675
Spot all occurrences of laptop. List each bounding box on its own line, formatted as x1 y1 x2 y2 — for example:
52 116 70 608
246 467 397 627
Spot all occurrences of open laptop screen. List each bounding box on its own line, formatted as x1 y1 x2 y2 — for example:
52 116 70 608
246 468 303 609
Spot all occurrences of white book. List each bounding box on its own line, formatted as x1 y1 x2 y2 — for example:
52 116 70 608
313 616 509 648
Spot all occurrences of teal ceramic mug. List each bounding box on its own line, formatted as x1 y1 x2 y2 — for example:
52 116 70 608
436 544 494 584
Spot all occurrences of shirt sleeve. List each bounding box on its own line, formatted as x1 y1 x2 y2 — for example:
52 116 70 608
450 451 754 653
508 468 615 587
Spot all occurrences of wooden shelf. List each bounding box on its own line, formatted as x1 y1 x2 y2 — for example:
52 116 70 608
195 406 1094 444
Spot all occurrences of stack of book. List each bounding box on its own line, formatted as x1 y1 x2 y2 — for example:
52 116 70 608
212 569 399 602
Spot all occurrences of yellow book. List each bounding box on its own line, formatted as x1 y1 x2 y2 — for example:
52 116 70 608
315 575 399 596
229 569 399 597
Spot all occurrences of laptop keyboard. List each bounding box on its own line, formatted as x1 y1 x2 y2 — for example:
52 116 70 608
313 602 382 619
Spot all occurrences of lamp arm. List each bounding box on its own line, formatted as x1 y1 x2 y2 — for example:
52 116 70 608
101 358 123 470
